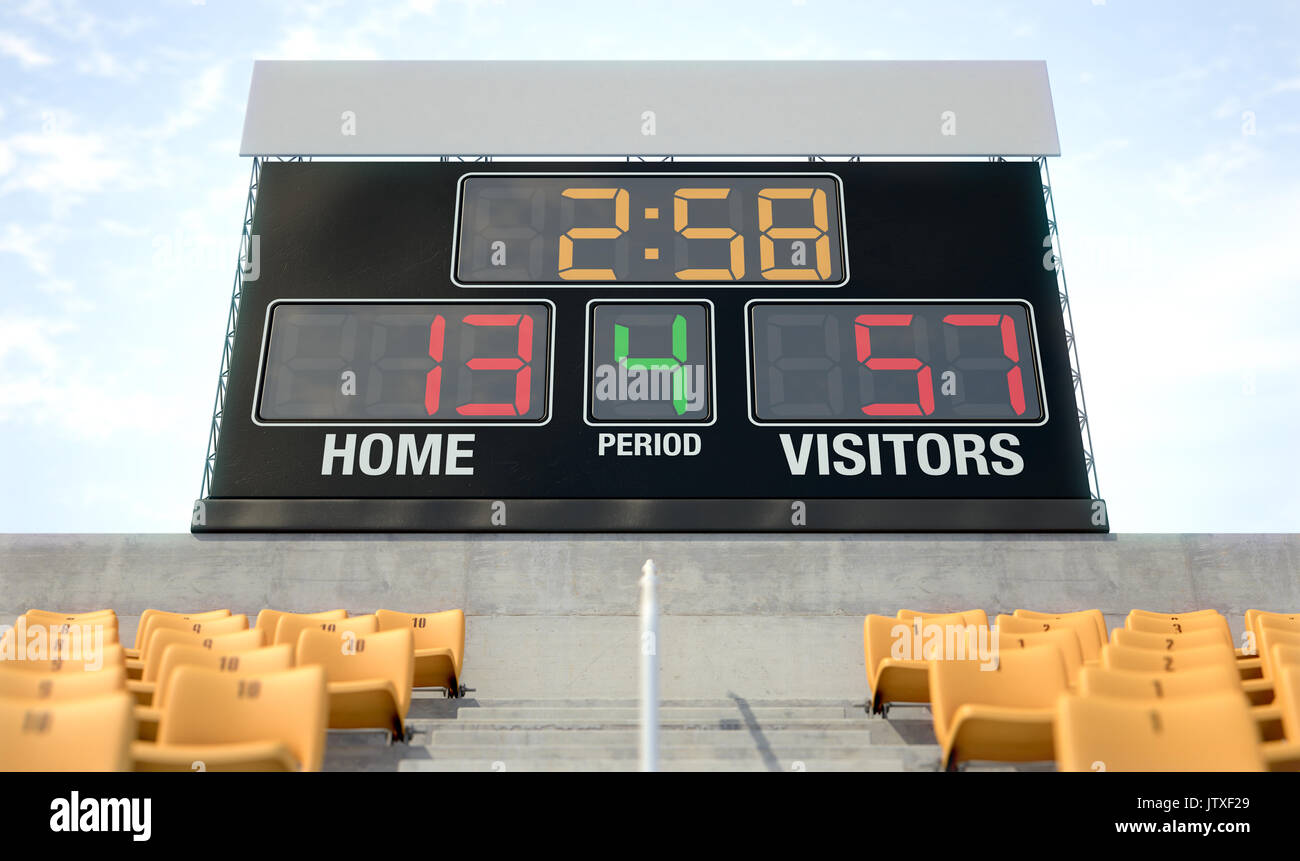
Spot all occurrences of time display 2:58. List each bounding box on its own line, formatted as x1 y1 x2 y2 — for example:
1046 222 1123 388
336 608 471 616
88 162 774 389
455 174 846 285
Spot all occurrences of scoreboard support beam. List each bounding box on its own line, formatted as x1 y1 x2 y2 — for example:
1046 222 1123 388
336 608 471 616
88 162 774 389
200 155 311 501
1039 156 1102 501
199 156 261 501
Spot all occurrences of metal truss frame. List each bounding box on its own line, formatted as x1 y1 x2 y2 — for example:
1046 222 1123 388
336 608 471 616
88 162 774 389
1038 156 1101 500
199 156 307 499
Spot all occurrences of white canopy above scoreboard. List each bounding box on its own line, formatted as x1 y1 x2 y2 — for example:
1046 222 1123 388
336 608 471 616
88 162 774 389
239 60 1061 158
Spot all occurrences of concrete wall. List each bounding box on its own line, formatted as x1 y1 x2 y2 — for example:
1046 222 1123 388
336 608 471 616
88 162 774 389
2 533 1296 700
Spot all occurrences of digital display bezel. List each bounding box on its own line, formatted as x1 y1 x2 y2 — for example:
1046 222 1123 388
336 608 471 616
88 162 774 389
581 298 718 428
451 171 850 288
251 298 557 427
744 298 1049 428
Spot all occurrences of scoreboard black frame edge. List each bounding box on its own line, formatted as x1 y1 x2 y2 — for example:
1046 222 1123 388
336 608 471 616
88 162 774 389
194 159 1107 534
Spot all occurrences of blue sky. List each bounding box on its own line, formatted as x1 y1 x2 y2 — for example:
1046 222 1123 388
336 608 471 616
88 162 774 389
0 0 1297 532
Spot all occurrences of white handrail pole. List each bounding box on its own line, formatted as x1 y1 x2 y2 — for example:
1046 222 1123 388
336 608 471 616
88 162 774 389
639 558 659 773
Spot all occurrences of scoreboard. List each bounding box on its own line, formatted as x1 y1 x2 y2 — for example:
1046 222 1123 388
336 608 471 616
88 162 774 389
194 158 1103 532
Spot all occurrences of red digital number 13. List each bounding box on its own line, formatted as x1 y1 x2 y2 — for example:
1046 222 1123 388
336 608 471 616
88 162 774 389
425 313 534 417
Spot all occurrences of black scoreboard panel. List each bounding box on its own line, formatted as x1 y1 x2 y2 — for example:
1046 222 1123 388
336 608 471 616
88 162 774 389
198 160 1103 532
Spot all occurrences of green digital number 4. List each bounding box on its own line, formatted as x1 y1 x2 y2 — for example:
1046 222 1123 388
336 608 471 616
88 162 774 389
614 314 688 415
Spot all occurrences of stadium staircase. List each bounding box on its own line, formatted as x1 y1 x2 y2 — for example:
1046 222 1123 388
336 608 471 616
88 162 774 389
323 695 1046 772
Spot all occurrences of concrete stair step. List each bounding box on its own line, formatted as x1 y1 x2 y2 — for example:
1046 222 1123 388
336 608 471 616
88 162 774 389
406 742 926 761
419 717 873 731
447 706 854 721
412 697 863 708
418 728 877 746
322 698 951 771
398 758 911 772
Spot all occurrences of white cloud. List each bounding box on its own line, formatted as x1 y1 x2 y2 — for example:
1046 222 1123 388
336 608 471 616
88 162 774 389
0 130 127 199
0 222 55 276
0 315 71 366
74 49 130 79
95 218 148 237
1153 140 1261 206
0 31 53 67
1212 97 1241 120
1072 138 1130 166
146 62 229 138
0 314 187 440
272 26 380 60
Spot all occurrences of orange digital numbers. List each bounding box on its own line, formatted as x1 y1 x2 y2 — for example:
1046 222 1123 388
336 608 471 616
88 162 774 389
758 187 832 281
672 188 744 281
558 188 629 280
490 177 841 284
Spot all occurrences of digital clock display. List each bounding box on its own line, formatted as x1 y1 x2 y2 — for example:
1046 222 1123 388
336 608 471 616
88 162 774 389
455 174 845 285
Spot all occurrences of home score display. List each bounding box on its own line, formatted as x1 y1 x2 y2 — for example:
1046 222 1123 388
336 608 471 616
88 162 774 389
196 160 1102 532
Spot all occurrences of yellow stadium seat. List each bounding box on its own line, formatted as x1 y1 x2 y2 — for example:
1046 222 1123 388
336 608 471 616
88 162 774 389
1111 627 1232 652
1276 644 1300 670
898 608 990 629
929 643 1069 770
0 665 126 701
1126 610 1231 638
0 692 134 771
12 610 118 632
1245 610 1299 634
133 644 294 741
50 623 119 646
995 626 1085 685
274 613 377 647
125 614 249 680
1242 612 1299 662
133 665 328 772
0 643 124 674
130 611 246 652
376 609 465 694
1013 608 1107 653
1077 663 1243 701
1129 608 1221 620
128 628 265 706
1056 693 1266 772
142 612 248 642
128 609 232 658
1257 654 1300 770
25 608 117 623
255 609 348 646
23 610 118 632
1258 626 1300 680
1101 642 1237 675
1273 652 1300 739
295 627 414 740
1125 610 1258 664
864 614 986 716
1237 611 1300 669
865 615 927 715
998 613 1092 661
2 615 119 657
152 644 295 709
